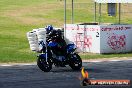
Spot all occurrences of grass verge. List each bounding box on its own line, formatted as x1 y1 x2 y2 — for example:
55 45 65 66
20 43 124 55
0 0 132 63
79 53 132 59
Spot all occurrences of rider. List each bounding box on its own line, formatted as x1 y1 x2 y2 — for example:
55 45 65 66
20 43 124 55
45 25 67 56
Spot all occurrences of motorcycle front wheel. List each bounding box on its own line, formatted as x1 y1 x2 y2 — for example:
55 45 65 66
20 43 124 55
37 56 52 72
69 53 82 70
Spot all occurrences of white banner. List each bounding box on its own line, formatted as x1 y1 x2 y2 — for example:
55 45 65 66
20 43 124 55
66 24 132 53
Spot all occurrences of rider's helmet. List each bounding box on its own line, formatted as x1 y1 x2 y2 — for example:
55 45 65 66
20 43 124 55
45 25 53 34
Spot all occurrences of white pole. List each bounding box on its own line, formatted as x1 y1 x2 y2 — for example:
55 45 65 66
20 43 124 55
94 2 97 22
119 3 121 24
71 0 74 24
64 0 67 37
99 3 101 24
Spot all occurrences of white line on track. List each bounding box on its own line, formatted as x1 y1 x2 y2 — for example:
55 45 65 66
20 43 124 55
0 65 13 67
83 58 132 63
108 60 121 62
0 58 132 67
0 63 36 67
88 61 102 63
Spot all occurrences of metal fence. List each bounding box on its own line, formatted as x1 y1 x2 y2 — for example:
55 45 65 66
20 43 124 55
64 1 132 24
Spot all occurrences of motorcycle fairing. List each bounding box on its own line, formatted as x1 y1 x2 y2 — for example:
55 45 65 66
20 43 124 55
48 41 58 47
67 44 76 53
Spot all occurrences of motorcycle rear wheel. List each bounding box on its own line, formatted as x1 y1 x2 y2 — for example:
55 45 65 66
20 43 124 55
69 53 82 70
37 56 52 72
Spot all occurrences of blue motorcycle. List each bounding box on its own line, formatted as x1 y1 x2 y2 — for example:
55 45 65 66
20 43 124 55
37 25 82 72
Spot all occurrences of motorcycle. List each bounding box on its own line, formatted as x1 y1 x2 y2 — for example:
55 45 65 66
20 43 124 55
37 25 82 72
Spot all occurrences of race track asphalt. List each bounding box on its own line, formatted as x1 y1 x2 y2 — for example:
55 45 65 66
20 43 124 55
0 60 132 88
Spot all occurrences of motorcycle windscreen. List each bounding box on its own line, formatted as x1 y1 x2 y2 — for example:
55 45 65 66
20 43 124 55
39 54 46 58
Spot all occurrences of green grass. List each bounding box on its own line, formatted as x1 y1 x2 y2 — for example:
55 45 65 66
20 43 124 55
79 53 132 59
0 0 132 63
